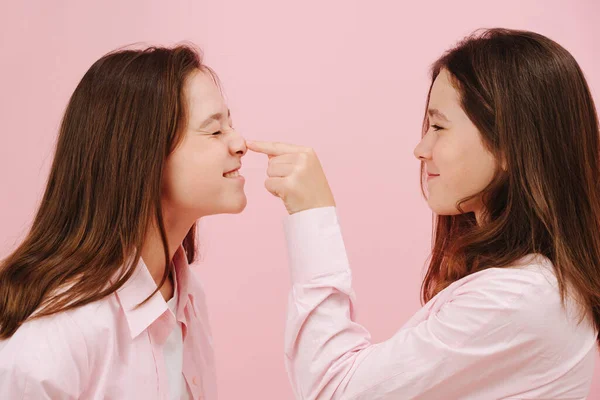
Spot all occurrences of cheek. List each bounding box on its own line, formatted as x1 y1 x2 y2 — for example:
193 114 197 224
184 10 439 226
431 138 496 203
458 142 496 194
432 139 464 185
162 146 221 206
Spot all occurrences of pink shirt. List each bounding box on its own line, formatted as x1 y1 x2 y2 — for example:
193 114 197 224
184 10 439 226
284 207 598 399
0 246 216 400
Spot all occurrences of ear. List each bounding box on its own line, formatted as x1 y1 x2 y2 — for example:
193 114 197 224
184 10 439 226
498 152 508 171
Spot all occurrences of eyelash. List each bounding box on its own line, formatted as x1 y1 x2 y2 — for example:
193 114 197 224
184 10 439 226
212 131 222 135
431 124 444 131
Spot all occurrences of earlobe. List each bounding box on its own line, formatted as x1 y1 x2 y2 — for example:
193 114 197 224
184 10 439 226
497 152 508 171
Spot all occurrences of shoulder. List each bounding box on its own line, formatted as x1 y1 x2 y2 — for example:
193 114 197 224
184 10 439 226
437 254 595 355
0 309 89 397
451 254 558 306
0 294 122 379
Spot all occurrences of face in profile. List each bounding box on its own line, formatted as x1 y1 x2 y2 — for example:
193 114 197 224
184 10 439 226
162 69 248 221
414 69 498 218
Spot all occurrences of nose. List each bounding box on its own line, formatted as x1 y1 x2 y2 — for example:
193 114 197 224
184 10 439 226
229 129 247 156
413 133 433 161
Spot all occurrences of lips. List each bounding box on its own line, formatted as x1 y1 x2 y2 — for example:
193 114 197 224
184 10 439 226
223 166 241 178
427 172 440 181
224 170 240 178
223 165 242 175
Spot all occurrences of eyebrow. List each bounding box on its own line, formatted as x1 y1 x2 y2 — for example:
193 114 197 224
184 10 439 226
427 108 449 122
198 109 231 130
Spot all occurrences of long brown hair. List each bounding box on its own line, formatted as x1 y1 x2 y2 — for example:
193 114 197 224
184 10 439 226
420 28 600 345
0 44 209 338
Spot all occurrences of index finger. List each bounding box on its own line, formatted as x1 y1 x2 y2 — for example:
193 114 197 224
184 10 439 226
246 141 310 156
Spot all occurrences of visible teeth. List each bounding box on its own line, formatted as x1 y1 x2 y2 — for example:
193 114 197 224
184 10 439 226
224 170 239 178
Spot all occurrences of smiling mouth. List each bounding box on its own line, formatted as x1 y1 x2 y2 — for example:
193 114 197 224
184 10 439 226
224 170 240 178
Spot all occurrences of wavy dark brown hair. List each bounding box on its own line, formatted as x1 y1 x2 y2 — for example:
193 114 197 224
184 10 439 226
420 28 600 345
0 44 210 338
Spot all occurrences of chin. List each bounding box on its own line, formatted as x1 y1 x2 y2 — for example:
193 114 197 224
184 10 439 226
427 196 481 217
426 198 462 216
225 195 247 214
196 194 248 217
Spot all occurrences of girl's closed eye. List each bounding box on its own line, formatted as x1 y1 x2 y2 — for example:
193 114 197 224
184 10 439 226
431 124 444 131
196 129 222 136
216 126 236 136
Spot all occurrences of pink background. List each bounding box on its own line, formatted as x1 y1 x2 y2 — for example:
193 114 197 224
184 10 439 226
1 1 598 398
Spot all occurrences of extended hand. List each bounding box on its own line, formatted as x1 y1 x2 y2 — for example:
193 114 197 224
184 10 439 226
247 141 336 215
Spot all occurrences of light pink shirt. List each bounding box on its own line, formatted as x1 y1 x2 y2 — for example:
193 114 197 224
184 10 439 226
0 246 216 400
284 207 598 399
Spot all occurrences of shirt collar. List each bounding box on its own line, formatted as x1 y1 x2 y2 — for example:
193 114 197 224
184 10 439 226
115 246 194 339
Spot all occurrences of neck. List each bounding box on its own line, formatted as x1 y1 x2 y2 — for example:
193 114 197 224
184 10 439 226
141 210 196 287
